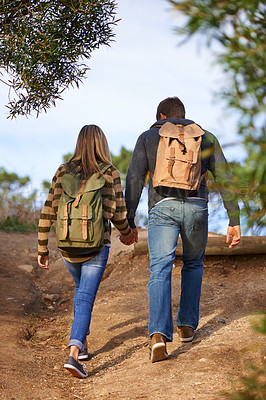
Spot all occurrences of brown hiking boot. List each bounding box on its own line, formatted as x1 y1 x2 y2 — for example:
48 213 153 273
177 326 195 342
149 333 168 363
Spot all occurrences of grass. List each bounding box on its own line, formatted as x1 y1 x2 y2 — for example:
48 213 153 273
0 216 38 232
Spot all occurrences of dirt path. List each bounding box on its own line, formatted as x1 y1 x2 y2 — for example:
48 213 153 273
0 230 265 400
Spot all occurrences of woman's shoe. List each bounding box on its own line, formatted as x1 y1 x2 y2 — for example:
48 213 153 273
64 356 88 378
78 347 89 361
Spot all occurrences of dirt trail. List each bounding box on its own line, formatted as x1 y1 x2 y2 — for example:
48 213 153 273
0 230 265 400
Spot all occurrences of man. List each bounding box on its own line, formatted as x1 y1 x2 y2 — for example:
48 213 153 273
125 97 241 363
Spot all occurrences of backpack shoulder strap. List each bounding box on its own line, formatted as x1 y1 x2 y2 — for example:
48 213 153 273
99 163 112 174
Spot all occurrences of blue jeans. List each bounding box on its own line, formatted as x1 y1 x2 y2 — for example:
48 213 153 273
148 199 208 341
62 246 109 350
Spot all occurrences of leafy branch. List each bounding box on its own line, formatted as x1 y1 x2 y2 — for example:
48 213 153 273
0 0 119 118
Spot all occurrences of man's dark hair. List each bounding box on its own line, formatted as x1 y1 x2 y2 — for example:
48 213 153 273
156 97 186 120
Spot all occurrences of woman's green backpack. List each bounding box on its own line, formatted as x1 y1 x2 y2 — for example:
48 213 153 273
56 164 111 253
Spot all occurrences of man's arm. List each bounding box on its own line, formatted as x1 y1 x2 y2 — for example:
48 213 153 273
206 133 241 247
207 133 240 228
125 134 149 229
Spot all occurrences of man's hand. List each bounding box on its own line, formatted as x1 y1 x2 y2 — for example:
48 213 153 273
120 234 135 246
226 225 241 248
132 228 138 243
38 255 49 270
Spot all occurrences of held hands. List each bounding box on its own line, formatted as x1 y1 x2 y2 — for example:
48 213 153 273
226 225 241 248
38 255 49 270
120 228 138 246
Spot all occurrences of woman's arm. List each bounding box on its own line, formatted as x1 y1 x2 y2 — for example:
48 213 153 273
37 165 65 259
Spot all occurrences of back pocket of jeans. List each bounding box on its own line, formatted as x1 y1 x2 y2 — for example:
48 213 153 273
151 207 172 223
192 207 208 231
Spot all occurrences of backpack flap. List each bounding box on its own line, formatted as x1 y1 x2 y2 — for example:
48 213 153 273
82 174 106 193
61 173 105 199
159 122 204 140
61 174 83 199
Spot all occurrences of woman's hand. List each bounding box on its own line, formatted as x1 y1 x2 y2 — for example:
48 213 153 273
38 255 49 270
120 228 138 246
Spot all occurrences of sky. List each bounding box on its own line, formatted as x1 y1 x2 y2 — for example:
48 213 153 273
0 0 246 232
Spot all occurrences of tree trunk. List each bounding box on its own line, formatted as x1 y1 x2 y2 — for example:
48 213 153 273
134 231 266 256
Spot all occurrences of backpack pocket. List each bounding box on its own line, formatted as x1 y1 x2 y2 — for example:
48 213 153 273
162 136 202 189
68 205 94 242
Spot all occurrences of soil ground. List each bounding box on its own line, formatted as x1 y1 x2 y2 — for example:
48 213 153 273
0 229 265 400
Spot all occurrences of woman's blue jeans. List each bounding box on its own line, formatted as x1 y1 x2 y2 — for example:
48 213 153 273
62 246 109 350
148 199 208 341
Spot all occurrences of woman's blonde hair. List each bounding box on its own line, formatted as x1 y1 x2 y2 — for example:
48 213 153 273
69 125 112 178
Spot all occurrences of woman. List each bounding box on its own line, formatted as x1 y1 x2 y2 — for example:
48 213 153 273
38 125 134 378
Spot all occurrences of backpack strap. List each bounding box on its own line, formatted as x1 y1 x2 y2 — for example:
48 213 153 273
62 204 69 239
82 205 88 240
99 163 112 174
70 164 111 209
73 179 86 208
168 147 176 177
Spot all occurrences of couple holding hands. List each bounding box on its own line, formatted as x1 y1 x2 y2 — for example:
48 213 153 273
38 97 240 378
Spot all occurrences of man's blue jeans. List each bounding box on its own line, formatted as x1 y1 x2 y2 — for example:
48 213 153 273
62 246 109 350
148 198 208 342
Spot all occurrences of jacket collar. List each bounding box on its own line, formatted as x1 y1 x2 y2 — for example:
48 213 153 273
150 117 197 129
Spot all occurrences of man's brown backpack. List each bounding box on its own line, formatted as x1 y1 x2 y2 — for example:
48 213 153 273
152 122 205 191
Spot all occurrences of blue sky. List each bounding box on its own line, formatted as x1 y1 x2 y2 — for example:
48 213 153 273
0 0 245 232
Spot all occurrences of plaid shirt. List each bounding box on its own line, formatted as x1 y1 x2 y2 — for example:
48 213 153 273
38 164 132 262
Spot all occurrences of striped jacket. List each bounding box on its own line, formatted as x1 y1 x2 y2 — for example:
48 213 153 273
38 164 132 262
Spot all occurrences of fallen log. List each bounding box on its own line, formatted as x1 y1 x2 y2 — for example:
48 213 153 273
134 231 266 256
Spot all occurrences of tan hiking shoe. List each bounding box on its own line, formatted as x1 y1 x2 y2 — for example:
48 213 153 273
149 333 168 363
177 326 195 342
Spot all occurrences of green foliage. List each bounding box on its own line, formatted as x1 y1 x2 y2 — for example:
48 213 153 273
169 0 265 121
208 158 265 234
221 312 266 400
0 167 30 190
63 153 73 163
168 0 266 230
252 311 266 335
223 366 266 400
42 180 51 192
0 216 37 232
111 146 133 174
0 0 118 118
231 144 266 232
0 167 39 231
111 146 133 187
